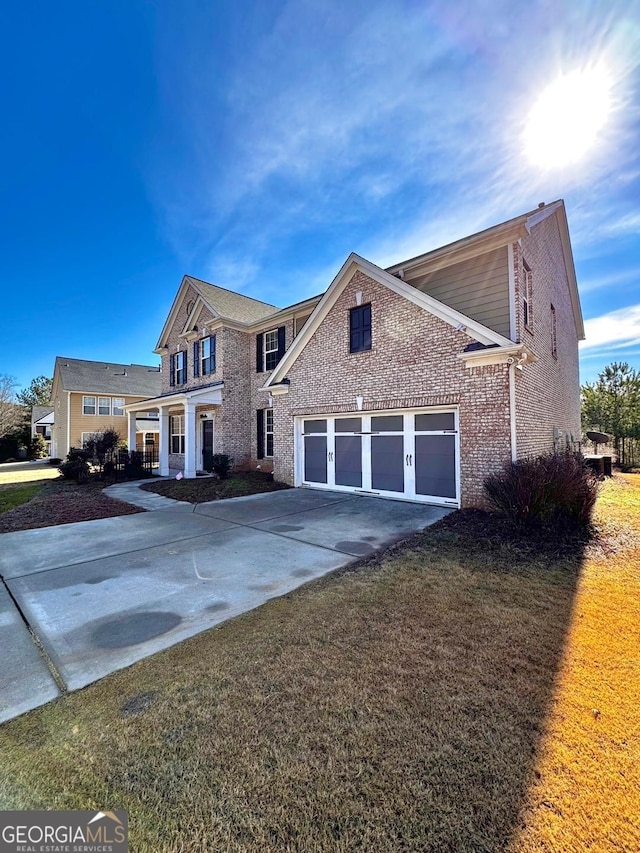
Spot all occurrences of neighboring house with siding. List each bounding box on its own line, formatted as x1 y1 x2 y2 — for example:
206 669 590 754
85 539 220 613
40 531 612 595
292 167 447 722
50 357 162 458
31 406 54 455
126 199 583 508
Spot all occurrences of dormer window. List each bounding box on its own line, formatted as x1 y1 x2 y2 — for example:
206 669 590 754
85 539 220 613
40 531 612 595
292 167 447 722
522 259 533 329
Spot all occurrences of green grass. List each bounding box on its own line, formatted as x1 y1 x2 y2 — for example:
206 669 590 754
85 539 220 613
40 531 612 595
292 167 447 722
0 477 638 852
0 483 44 514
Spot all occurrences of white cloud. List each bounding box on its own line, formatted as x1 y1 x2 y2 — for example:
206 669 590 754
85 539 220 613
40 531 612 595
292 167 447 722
581 304 640 350
579 266 640 294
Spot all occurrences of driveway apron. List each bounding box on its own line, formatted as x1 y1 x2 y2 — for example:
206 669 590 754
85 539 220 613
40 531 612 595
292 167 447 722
0 488 450 723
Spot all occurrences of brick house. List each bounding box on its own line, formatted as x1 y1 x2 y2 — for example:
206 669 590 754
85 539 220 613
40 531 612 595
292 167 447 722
50 357 162 458
126 200 583 508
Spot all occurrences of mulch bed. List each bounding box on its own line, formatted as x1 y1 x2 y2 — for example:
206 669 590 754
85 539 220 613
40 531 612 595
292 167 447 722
140 470 290 503
0 479 144 533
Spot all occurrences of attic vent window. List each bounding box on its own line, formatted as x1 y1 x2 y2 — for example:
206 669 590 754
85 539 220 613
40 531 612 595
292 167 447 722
186 300 195 314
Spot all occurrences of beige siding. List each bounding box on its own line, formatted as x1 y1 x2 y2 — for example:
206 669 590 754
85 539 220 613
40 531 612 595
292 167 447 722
405 247 511 338
66 393 151 453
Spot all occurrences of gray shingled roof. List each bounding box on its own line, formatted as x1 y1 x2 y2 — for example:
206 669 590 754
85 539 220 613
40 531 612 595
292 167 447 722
55 357 162 396
31 405 54 425
187 276 278 323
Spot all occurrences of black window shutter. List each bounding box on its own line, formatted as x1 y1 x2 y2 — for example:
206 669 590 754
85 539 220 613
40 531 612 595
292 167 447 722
257 409 264 459
277 326 286 363
362 304 372 350
256 333 264 373
169 353 175 386
193 340 200 377
211 335 216 372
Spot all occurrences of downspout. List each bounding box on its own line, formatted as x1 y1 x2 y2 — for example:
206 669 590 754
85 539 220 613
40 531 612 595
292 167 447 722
66 391 71 456
508 362 517 462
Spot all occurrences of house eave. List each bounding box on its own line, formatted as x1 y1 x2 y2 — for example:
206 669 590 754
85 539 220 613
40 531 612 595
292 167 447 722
457 344 539 368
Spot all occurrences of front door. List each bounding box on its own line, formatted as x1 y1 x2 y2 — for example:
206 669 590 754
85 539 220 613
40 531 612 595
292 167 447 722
202 420 214 472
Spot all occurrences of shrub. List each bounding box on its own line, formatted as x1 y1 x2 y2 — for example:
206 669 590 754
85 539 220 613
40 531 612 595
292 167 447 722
29 433 48 460
210 454 233 480
483 449 598 529
48 457 62 465
59 457 90 483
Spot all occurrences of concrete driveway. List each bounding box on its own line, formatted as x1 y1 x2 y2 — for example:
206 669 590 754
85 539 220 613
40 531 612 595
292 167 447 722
0 488 450 724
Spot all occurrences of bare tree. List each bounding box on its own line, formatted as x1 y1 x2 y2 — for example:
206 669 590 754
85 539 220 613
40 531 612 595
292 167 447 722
0 374 21 437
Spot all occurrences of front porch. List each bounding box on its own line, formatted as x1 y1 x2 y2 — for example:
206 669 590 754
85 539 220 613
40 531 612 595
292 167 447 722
124 383 224 478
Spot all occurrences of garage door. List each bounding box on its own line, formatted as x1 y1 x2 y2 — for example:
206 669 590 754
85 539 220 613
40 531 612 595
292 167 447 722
296 408 459 507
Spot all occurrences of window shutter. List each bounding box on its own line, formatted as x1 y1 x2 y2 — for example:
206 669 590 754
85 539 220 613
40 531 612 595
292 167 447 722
193 340 200 377
211 335 216 373
350 307 362 352
277 326 286 364
256 333 264 373
169 353 175 386
362 304 372 350
257 409 264 459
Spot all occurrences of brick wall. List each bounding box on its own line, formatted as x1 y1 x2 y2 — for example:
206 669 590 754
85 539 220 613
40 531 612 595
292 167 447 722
271 270 512 507
512 214 581 458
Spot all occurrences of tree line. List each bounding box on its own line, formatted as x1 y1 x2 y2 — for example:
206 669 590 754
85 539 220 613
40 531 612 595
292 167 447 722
0 374 53 461
582 362 640 469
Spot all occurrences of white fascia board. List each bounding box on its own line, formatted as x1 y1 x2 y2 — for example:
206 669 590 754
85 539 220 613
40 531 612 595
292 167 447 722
555 205 585 340
155 277 193 350
524 200 562 233
265 253 513 387
122 384 225 411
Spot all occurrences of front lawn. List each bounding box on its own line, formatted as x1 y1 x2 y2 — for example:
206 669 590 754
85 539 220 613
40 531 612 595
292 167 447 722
0 476 638 851
141 470 290 502
0 479 144 533
0 482 45 514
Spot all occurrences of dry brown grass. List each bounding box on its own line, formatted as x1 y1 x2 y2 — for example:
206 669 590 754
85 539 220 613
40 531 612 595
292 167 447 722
0 476 638 851
0 464 60 485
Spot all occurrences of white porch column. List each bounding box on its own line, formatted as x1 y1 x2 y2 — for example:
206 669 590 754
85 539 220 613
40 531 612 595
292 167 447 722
127 411 137 451
159 406 170 477
184 402 197 478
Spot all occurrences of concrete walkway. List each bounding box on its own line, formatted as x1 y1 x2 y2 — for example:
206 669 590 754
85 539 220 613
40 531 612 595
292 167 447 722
0 488 450 724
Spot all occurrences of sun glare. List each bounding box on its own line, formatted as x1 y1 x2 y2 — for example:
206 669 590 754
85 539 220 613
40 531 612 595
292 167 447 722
524 66 612 168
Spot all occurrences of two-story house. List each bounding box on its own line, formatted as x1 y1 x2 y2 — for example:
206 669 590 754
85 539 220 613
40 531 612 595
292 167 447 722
50 357 163 458
125 200 583 508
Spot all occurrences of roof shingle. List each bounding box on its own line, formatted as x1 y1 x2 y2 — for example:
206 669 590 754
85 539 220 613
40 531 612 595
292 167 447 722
54 357 162 397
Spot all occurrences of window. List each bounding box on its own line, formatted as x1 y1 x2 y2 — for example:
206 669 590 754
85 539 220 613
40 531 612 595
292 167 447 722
81 431 96 447
551 304 557 359
175 351 186 385
82 396 96 415
170 415 185 454
201 335 216 375
265 408 274 457
349 304 372 353
264 329 279 371
113 398 125 417
522 259 533 328
98 397 110 416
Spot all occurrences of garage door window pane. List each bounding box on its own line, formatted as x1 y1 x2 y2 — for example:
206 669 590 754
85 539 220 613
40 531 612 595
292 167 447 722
304 420 327 434
371 415 403 432
371 435 404 492
335 435 362 487
304 435 327 483
335 417 361 433
415 435 456 498
415 412 455 432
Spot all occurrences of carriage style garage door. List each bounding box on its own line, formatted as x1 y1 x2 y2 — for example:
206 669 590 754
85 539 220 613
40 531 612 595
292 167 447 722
296 408 460 507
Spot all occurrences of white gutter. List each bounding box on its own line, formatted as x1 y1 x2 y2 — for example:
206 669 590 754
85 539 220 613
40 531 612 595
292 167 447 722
66 390 71 456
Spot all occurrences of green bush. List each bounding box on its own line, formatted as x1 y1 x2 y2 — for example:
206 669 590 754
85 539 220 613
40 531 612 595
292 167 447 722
210 454 234 480
483 449 598 529
59 457 90 483
29 433 48 460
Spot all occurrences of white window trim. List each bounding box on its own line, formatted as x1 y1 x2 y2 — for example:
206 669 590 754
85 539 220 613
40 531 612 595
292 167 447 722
263 329 279 372
265 408 274 458
201 335 215 375
82 395 96 416
175 351 186 385
170 414 185 454
98 396 111 416
522 259 533 330
113 397 125 417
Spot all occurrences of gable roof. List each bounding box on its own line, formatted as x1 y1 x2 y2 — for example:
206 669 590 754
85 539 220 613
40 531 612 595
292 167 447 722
265 253 515 387
156 275 279 349
53 357 162 397
32 405 54 425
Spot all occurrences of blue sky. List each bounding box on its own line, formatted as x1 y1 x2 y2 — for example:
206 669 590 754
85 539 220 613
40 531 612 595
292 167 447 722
2 0 639 393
